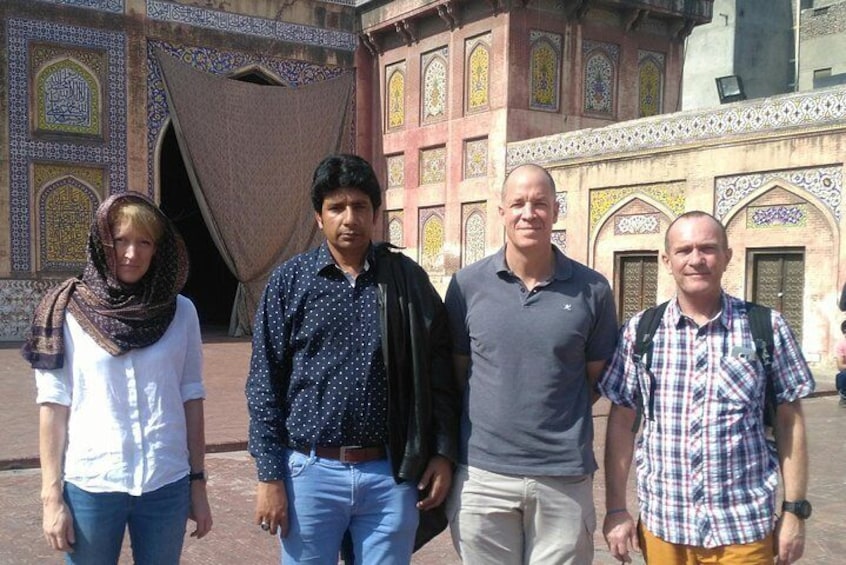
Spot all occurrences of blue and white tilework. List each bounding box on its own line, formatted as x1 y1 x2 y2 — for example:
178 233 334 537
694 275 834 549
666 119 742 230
507 88 846 170
747 205 808 229
146 0 357 51
716 166 841 222
146 41 349 189
34 0 124 13
555 191 568 217
7 19 127 273
0 279 62 341
615 213 660 235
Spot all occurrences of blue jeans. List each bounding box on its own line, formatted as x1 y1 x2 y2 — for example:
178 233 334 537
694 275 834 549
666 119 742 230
837 370 846 398
281 448 418 564
63 477 190 565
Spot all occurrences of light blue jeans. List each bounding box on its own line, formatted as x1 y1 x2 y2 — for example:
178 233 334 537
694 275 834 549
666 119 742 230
63 476 190 565
281 448 418 564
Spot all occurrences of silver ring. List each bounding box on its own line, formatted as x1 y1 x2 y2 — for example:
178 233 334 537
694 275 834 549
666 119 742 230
260 520 270 531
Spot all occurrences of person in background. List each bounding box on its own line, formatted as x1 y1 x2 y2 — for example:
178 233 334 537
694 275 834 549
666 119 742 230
835 320 846 407
23 192 212 564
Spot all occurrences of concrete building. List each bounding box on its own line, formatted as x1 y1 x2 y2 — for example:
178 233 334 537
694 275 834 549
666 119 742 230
682 0 795 109
683 0 846 108
798 0 846 90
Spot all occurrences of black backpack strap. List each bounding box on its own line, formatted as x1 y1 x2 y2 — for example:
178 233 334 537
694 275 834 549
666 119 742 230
631 301 669 432
745 301 777 435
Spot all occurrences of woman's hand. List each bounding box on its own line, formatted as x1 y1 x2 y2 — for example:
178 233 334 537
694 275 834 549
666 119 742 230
189 481 213 539
42 492 75 552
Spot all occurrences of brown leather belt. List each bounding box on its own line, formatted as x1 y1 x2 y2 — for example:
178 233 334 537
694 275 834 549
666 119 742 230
293 445 386 463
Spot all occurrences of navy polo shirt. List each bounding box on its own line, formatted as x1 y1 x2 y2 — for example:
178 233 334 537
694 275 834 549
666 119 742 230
445 246 618 476
246 243 388 481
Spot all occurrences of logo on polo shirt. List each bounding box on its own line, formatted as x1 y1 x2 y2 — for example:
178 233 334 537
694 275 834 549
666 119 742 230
562 303 573 311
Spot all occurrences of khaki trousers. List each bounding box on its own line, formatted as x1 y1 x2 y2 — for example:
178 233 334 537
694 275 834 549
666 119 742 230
447 464 595 565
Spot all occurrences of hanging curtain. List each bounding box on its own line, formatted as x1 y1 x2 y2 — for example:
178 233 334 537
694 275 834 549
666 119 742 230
154 50 354 335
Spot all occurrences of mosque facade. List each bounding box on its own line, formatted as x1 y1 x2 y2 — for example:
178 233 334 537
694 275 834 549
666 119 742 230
3 0 845 368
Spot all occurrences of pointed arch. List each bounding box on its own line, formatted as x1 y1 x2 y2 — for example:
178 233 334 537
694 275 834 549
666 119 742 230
38 176 99 271
228 64 286 86
638 56 664 117
420 210 445 275
388 217 404 247
386 66 405 130
462 210 486 267
35 57 103 136
721 180 838 236
530 37 560 111
422 55 448 123
589 194 675 266
466 42 490 112
583 46 616 116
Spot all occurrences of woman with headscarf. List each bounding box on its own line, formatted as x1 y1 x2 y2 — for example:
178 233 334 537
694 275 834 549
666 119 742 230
22 192 212 564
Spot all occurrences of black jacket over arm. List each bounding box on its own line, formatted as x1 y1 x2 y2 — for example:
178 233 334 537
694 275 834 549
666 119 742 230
373 243 459 483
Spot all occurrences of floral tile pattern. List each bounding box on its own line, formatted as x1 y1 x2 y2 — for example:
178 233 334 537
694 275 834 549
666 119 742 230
507 88 846 170
716 166 841 221
420 146 447 184
8 18 127 273
615 213 660 235
464 138 488 179
419 207 445 275
746 204 809 229
146 0 357 50
461 202 486 267
386 210 404 247
466 33 491 113
590 183 685 233
530 30 561 111
386 154 405 188
422 47 448 123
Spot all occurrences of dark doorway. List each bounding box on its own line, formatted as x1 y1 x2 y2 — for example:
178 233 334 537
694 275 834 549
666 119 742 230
158 69 280 329
159 125 238 328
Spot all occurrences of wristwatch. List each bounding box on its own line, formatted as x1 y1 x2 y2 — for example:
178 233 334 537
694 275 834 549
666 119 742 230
188 470 207 482
782 500 812 519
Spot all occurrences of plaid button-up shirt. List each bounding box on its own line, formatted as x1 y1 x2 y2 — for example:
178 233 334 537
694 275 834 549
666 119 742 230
600 293 814 548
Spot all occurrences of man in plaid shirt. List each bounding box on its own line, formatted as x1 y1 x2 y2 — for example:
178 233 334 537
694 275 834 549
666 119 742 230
600 211 814 564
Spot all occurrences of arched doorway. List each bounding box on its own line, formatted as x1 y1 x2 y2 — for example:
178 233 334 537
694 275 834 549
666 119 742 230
159 125 238 328
157 68 281 330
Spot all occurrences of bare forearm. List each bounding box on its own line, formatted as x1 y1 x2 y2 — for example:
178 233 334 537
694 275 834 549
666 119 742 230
776 401 808 501
184 399 206 473
604 404 636 510
39 403 69 500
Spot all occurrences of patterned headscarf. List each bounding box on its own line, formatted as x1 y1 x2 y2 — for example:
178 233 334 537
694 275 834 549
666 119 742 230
22 192 190 369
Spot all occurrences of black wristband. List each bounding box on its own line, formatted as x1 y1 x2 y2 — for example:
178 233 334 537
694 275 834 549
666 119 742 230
188 470 207 482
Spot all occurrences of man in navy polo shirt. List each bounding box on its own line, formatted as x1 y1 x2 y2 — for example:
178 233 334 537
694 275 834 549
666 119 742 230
444 163 618 564
246 154 458 564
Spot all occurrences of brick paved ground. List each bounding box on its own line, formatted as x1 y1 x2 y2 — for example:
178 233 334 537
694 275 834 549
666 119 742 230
1 337 843 564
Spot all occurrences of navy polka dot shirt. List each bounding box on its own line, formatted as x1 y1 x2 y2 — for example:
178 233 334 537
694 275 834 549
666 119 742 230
246 243 388 481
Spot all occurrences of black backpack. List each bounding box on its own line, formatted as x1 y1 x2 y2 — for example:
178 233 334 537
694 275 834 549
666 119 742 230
631 301 777 438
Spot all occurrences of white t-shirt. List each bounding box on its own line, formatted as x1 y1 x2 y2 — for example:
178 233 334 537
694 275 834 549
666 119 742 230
35 295 205 495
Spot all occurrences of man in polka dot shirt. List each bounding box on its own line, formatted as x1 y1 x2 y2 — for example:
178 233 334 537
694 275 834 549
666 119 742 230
246 154 459 564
